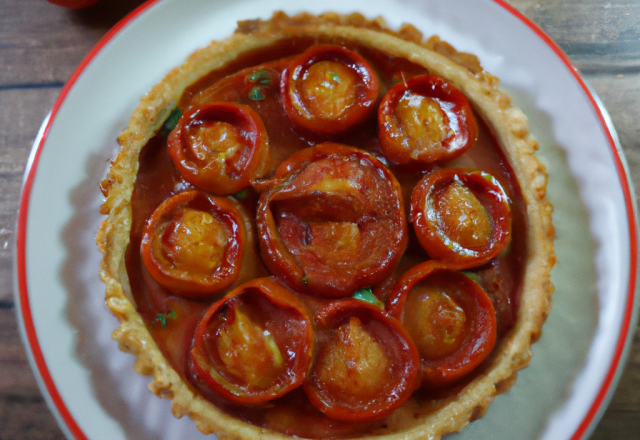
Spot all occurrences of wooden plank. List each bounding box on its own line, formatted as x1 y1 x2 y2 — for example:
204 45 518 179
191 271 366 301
0 309 66 440
0 0 146 87
509 0 640 72
0 87 61 304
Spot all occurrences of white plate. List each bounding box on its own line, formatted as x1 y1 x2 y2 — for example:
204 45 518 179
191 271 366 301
14 0 639 439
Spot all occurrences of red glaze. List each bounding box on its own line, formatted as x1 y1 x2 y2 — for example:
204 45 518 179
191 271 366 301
140 190 245 298
168 102 269 195
387 261 497 387
411 167 511 268
303 299 419 421
190 277 315 405
281 45 379 137
378 75 477 166
256 143 407 298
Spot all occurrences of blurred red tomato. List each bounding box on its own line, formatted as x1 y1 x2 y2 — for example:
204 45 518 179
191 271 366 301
46 0 100 8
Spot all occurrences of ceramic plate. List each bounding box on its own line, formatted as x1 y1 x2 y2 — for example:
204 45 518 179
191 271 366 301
14 0 639 439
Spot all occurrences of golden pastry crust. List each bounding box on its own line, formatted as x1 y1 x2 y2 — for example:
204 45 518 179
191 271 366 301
98 11 555 440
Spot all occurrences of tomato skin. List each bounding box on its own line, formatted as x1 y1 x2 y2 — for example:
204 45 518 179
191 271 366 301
45 0 99 8
189 277 315 405
378 75 477 167
168 102 269 195
256 143 407 298
387 261 497 387
303 299 419 421
411 167 511 268
281 45 379 137
140 190 246 298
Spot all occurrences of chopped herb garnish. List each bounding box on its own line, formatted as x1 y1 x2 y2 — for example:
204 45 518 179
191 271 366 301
249 86 265 101
352 287 385 309
232 189 249 200
328 72 340 83
154 309 177 328
461 271 481 284
245 68 271 85
159 106 182 137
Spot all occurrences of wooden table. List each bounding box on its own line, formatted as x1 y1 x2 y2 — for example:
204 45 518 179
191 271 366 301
1 0 638 438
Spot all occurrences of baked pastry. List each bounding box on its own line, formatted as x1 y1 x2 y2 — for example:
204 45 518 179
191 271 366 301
97 11 555 440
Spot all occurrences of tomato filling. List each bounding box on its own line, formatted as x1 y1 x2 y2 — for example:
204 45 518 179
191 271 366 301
299 60 360 119
190 278 314 405
160 209 230 276
403 286 467 359
123 38 528 439
168 102 269 195
379 75 477 166
434 180 493 249
258 144 407 297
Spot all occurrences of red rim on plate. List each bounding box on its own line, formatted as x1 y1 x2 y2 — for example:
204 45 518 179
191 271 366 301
13 1 639 439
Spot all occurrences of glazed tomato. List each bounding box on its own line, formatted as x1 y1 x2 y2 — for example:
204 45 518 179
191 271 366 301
378 75 477 167
189 278 315 405
46 0 99 8
140 190 246 298
303 299 419 421
411 167 511 268
168 102 269 195
256 143 407 298
281 45 379 137
387 261 497 387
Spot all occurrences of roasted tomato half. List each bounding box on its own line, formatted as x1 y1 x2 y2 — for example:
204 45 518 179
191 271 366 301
190 277 315 405
140 190 246 298
378 75 477 167
281 45 379 137
411 167 511 268
168 102 269 195
388 261 497 387
256 143 407 298
303 299 419 421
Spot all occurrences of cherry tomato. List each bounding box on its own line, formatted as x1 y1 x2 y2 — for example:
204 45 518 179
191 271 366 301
189 278 315 405
387 261 497 387
303 299 419 421
45 0 99 8
378 75 477 166
411 167 511 268
168 102 269 195
140 190 246 298
256 143 407 298
281 45 379 137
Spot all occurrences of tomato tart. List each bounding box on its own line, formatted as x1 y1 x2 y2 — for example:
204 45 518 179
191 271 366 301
97 11 555 440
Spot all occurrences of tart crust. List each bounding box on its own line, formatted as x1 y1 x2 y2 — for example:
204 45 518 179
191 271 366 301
97 11 555 440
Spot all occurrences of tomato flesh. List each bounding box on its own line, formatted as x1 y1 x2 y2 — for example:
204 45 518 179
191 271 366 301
304 299 419 421
257 143 407 297
281 45 379 137
378 75 477 166
190 278 315 404
388 262 497 387
411 168 511 268
168 103 269 195
140 190 245 297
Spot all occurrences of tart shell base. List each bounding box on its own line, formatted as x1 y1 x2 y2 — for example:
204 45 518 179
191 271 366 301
97 11 555 440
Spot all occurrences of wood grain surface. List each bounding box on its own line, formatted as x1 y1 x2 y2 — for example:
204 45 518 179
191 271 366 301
1 0 638 439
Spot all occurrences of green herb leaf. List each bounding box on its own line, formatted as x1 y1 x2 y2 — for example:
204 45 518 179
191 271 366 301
461 271 481 284
328 72 340 83
155 309 177 327
352 287 384 309
155 313 167 328
159 106 182 137
249 86 265 101
232 189 249 200
245 68 271 84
